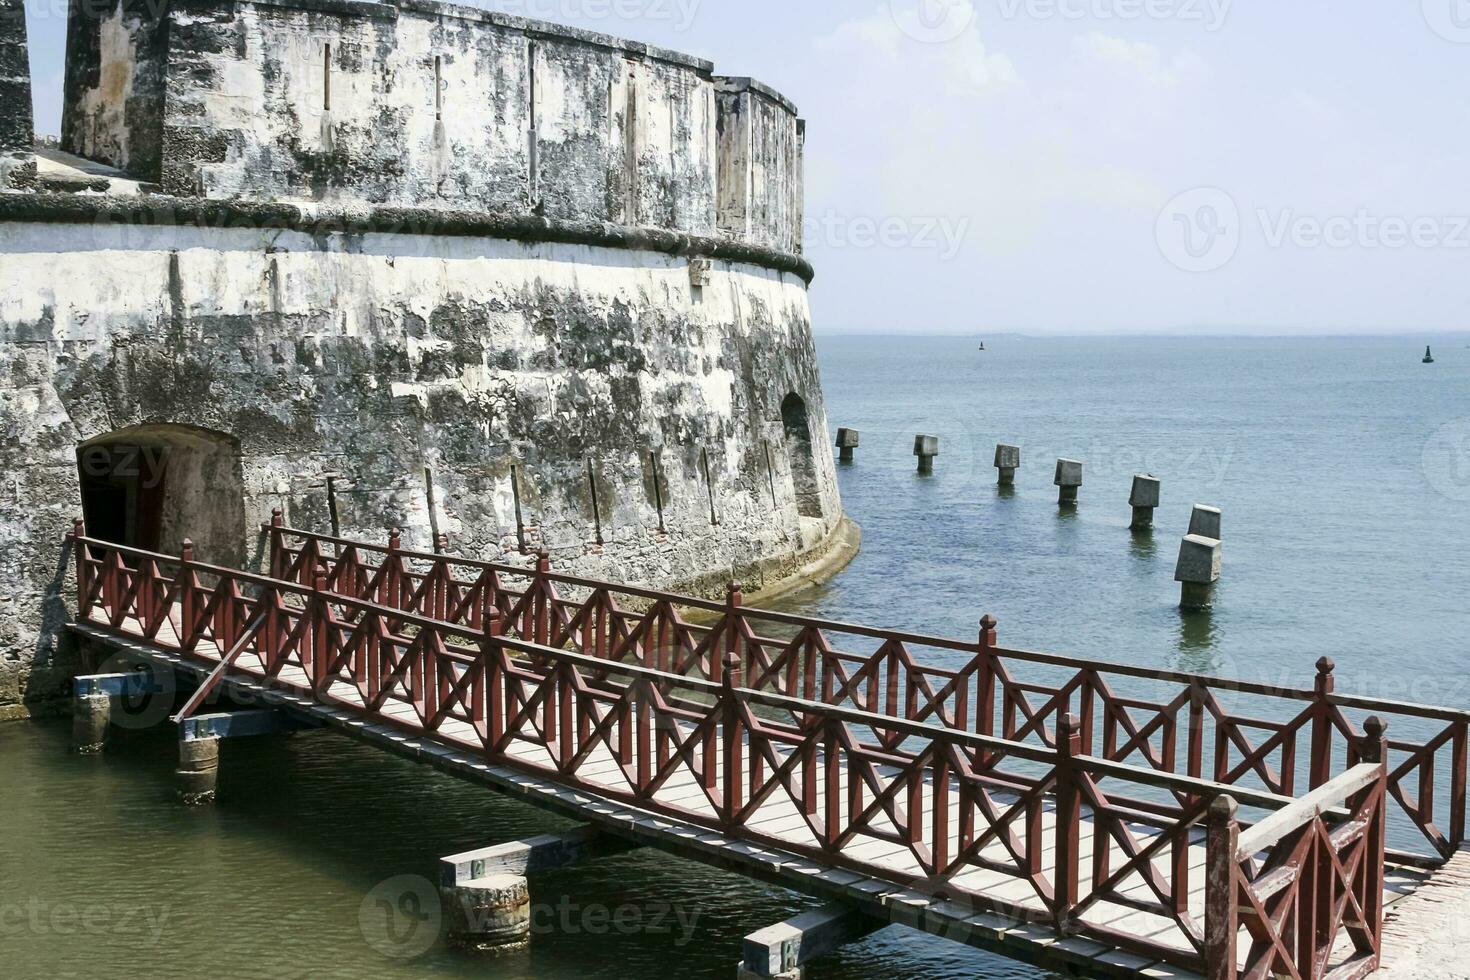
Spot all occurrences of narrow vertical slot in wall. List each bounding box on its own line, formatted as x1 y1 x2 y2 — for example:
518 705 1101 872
325 474 340 537
702 447 719 527
511 464 528 554
321 43 334 151
587 458 605 546
434 55 443 120
650 451 666 533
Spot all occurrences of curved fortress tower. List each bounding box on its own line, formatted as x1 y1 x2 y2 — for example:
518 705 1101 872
0 0 853 716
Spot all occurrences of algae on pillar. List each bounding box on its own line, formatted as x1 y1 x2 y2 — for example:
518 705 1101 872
444 875 532 954
176 736 220 805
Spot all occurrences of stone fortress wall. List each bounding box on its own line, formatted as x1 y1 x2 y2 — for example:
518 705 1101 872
0 0 854 718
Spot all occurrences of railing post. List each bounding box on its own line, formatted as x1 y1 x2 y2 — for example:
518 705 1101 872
1054 713 1082 931
975 616 997 759
72 518 89 612
1309 656 1336 789
484 614 505 751
385 528 403 609
268 508 284 579
722 650 744 829
718 580 742 685
534 549 551 645
1205 794 1240 980
312 569 330 691
1454 720 1469 851
179 539 197 653
1359 716 1389 963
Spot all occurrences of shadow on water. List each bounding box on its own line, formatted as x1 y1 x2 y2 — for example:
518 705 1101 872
1129 527 1158 562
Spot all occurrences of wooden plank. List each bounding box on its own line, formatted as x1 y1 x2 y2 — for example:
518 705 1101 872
1236 764 1381 859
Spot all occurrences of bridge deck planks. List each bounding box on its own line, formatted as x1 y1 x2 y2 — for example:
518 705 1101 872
74 616 1436 980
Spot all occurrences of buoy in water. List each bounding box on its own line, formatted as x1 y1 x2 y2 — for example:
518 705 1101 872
1423 346 1435 364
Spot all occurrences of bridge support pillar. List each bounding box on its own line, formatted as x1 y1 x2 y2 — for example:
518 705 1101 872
176 736 219 806
994 444 1021 487
444 874 531 954
73 693 111 754
71 671 165 753
738 902 881 979
1055 458 1083 506
913 435 939 475
438 826 639 955
1130 474 1160 530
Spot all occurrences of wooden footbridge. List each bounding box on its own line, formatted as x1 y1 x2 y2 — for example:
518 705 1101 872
66 515 1470 979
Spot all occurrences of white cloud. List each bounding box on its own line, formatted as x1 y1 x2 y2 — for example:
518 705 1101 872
1071 32 1208 88
816 3 1019 93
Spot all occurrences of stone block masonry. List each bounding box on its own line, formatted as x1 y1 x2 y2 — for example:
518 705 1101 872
0 0 33 188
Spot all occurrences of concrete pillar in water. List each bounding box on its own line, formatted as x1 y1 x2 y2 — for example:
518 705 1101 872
1054 458 1083 505
443 874 531 954
835 428 859 464
72 693 111 754
913 435 939 475
994 444 1021 486
1175 534 1222 610
1130 475 1161 530
176 736 220 805
1189 504 1222 540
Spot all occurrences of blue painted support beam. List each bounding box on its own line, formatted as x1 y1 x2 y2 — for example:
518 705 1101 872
75 672 165 698
740 903 883 979
179 709 320 743
440 826 640 886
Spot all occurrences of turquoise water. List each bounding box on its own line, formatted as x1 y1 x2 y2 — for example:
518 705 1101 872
2 335 1467 979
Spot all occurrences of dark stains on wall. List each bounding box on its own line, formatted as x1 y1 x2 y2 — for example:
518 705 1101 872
62 0 170 181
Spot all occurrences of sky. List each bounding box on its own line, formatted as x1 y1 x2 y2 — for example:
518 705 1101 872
19 0 1470 335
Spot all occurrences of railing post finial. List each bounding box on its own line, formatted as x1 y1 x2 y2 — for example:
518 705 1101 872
536 549 551 574
1315 656 1336 695
73 517 85 538
979 614 997 651
435 532 449 554
727 580 743 607
388 528 402 551
271 507 284 528
181 538 195 563
1361 716 1388 765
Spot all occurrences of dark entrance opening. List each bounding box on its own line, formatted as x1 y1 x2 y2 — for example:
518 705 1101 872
77 443 170 553
76 425 247 566
781 393 824 519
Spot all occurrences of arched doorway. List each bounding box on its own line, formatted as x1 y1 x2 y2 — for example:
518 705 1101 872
781 393 824 519
76 425 247 566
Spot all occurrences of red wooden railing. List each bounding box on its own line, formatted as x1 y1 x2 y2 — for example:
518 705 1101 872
264 518 1468 869
71 525 1413 978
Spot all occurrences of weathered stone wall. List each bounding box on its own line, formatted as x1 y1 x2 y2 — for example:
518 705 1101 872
61 0 170 180
0 198 843 717
0 0 34 188
716 78 804 256
60 0 800 253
